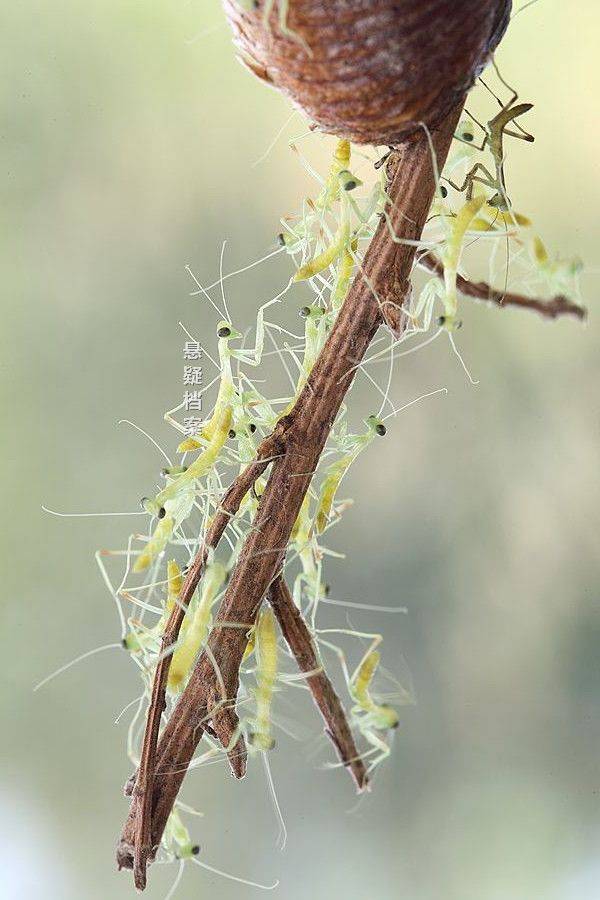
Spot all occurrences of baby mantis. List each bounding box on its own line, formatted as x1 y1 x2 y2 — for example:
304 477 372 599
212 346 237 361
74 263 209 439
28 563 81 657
143 301 282 519
445 70 534 211
163 808 200 861
168 557 228 693
134 484 195 573
316 628 405 775
348 646 400 774
437 194 487 329
162 806 279 892
249 607 278 751
530 234 583 296
315 415 386 534
290 139 362 282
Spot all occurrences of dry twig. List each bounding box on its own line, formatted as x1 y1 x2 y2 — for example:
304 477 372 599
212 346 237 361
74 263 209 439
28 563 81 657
267 576 368 790
418 249 587 321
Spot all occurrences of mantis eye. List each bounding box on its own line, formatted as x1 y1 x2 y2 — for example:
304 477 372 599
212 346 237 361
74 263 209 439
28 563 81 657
249 423 257 433
436 315 446 327
366 414 386 435
277 232 287 247
217 322 232 338
462 131 474 142
299 306 311 318
439 185 448 198
228 429 236 439
338 169 360 192
157 506 167 519
191 845 201 856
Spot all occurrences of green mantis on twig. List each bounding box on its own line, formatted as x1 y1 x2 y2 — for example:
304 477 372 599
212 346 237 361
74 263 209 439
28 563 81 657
315 415 386 534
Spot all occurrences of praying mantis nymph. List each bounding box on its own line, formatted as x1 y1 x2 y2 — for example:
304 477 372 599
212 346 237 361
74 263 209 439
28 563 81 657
249 607 278 751
331 238 358 312
446 72 534 212
163 804 279 890
315 415 386 535
278 304 328 419
143 304 282 516
292 214 352 282
530 234 584 295
348 647 400 774
163 808 200 860
122 558 184 655
315 138 351 211
168 558 228 693
133 484 195 572
290 492 323 609
350 649 399 731
174 320 239 455
437 194 488 330
293 142 362 282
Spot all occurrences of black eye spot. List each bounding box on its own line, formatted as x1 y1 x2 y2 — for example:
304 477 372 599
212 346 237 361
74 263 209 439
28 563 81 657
157 507 166 519
191 845 201 856
437 315 446 327
463 131 474 142
440 185 448 198
277 232 286 246
228 429 236 439
299 306 311 318
375 423 386 437
249 423 257 433
121 638 129 649
217 325 231 338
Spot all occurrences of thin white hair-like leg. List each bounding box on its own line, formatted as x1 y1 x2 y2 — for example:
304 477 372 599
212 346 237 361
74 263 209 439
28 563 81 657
262 750 288 851
190 856 279 891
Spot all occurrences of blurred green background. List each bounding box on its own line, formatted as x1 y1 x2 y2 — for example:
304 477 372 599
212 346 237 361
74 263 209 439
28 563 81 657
2 1 599 898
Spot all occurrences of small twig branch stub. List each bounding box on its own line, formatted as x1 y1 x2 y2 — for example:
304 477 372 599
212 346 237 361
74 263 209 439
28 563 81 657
418 250 587 321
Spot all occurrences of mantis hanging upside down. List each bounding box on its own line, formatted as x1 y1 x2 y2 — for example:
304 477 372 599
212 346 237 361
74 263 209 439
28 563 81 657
315 415 386 534
249 607 278 751
139 296 281 536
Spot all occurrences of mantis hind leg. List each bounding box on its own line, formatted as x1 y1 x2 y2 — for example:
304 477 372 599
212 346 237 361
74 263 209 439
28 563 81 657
362 728 392 775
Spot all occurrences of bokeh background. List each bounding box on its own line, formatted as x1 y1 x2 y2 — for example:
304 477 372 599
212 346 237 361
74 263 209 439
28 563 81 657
2 1 599 898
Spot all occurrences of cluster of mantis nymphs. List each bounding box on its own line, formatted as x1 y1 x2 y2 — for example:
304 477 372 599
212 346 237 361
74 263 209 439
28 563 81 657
42 66 583 895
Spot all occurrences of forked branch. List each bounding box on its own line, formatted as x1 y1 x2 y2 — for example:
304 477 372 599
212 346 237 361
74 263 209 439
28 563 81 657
117 105 463 885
